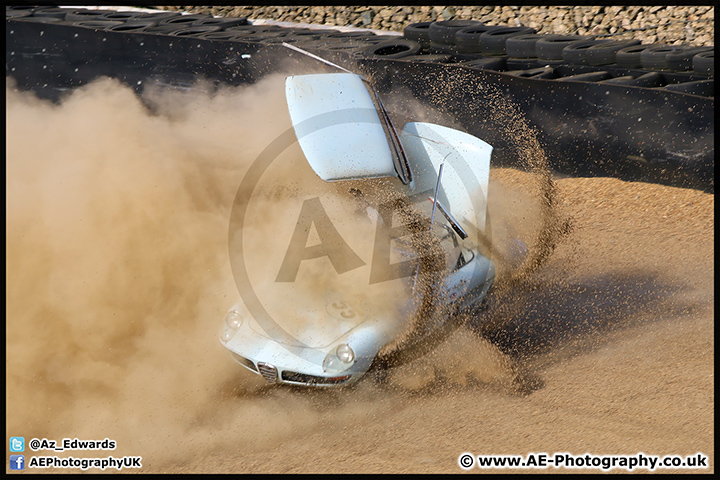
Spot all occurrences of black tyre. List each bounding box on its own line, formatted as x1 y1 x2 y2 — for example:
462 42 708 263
536 35 594 60
143 24 196 34
506 33 549 58
477 26 538 56
556 71 612 82
284 29 328 39
640 44 685 70
99 11 150 22
584 39 641 65
404 21 433 46
365 35 400 43
225 25 284 35
666 46 714 71
6 5 40 14
599 71 663 87
327 31 376 39
107 21 158 33
134 12 182 23
6 9 33 19
13 16 63 24
326 31 378 42
168 26 222 37
615 44 658 69
221 28 288 42
194 16 249 28
259 34 319 45
72 20 125 30
29 7 69 19
428 42 465 55
284 33 325 42
537 59 567 66
285 28 337 36
428 19 484 45
693 50 714 75
562 39 614 65
323 40 376 52
197 30 253 41
462 56 507 71
361 39 422 59
427 43 486 61
453 25 505 53
505 66 556 79
157 14 212 26
64 10 107 22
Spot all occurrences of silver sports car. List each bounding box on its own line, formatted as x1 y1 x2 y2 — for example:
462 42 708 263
221 70 498 387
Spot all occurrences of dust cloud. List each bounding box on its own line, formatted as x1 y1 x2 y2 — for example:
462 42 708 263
5 73 319 465
5 72 511 470
6 71 714 474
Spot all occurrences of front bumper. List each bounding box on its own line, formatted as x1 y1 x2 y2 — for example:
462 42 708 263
221 316 377 387
229 352 356 386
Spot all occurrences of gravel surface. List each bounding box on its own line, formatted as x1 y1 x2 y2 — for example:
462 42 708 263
156 5 714 47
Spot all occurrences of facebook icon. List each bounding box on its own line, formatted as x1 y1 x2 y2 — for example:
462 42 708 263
10 455 25 470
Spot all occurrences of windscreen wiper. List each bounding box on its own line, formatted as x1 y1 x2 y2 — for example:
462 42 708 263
427 195 468 240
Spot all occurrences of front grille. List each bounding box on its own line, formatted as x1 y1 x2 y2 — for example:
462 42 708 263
281 370 352 386
257 362 278 384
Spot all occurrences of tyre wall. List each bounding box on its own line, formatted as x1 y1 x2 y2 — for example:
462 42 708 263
157 6 714 47
6 6 714 193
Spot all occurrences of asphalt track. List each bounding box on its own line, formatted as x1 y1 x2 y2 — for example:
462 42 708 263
5 72 713 473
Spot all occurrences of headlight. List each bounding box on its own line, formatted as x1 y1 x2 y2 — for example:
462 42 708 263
336 344 355 363
323 343 355 373
220 330 234 343
225 309 243 330
220 309 243 343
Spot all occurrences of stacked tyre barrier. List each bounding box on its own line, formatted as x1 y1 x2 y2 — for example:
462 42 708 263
6 6 713 192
